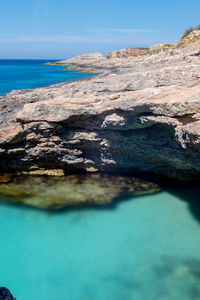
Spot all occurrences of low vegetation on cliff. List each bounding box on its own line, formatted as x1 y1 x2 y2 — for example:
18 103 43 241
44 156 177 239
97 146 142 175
181 24 200 40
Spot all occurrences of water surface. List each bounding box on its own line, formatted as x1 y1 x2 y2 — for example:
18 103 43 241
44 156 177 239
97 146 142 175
0 186 200 300
0 59 95 95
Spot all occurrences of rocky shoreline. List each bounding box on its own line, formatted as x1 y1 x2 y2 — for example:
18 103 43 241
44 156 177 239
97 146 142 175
1 30 200 181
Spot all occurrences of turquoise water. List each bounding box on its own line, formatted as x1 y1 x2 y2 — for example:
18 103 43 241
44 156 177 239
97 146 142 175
0 59 95 95
0 187 200 300
0 60 200 299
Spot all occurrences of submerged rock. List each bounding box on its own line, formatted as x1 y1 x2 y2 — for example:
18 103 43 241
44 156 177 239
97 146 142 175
0 174 160 209
0 287 16 300
1 30 200 180
0 174 13 183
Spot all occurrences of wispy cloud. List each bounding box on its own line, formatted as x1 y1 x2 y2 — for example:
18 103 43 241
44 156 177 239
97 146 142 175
84 28 160 33
0 35 79 43
0 29 161 44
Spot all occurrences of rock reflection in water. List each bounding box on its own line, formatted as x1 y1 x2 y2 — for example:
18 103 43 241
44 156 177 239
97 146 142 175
0 173 160 209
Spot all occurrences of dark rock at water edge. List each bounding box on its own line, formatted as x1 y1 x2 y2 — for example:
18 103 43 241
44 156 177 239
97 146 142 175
0 287 16 300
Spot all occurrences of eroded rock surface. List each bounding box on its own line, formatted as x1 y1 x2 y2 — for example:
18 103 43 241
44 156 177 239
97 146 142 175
107 48 148 58
1 32 200 180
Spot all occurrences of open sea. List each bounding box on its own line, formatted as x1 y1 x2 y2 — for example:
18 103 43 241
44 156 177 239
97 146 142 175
0 60 200 300
0 59 94 96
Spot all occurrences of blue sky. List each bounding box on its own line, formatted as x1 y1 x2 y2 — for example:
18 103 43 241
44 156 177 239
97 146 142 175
0 0 200 59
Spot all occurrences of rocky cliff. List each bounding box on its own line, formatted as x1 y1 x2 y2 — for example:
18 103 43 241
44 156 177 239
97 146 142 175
107 48 149 58
1 31 200 180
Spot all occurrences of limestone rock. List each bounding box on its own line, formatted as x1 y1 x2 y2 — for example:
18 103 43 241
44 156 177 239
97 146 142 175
149 43 175 52
178 30 200 51
181 30 200 42
46 52 106 72
107 48 149 58
1 39 200 180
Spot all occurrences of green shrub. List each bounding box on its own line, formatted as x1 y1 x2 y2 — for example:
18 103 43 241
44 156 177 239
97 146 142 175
182 24 200 40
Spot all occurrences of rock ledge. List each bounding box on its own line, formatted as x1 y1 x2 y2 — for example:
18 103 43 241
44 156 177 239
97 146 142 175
1 32 200 180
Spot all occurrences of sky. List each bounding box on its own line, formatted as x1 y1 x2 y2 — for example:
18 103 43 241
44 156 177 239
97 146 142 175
0 0 200 59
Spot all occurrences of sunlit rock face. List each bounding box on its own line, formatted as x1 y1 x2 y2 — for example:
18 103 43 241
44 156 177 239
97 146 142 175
107 48 149 58
0 174 160 209
1 34 200 180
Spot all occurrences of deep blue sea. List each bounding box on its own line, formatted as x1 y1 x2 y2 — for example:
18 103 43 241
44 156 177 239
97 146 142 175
0 60 200 300
0 59 95 96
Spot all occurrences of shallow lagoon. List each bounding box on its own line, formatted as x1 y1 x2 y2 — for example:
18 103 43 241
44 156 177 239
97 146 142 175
0 182 200 300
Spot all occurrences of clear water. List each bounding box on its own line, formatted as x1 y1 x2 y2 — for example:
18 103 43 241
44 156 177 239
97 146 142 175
0 187 200 300
0 59 95 96
0 60 200 299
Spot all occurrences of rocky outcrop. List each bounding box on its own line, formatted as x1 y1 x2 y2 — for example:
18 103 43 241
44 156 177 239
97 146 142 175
45 53 106 73
1 33 200 180
107 48 149 58
178 30 200 48
149 43 175 52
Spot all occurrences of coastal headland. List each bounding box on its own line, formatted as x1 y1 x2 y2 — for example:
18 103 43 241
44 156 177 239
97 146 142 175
1 29 200 181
